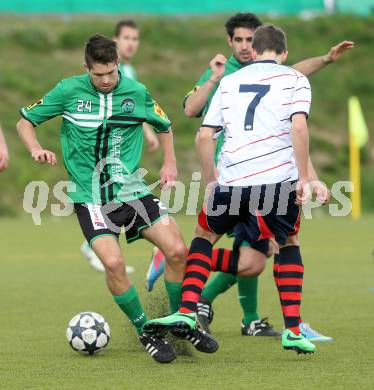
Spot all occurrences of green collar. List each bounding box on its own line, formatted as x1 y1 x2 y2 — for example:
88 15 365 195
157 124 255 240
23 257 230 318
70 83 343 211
227 55 244 70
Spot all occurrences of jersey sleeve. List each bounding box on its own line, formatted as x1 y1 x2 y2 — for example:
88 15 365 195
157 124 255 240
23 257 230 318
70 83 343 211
290 74 312 119
145 90 171 133
20 81 65 126
182 68 212 117
201 84 224 131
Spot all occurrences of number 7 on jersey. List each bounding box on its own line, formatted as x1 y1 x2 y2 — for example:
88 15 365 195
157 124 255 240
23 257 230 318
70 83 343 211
239 84 270 131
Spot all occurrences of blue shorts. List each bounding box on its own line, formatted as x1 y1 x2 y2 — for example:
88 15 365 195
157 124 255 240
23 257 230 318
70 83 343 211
198 182 300 246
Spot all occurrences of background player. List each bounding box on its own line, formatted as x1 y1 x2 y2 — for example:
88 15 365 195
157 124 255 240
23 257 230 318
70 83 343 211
81 20 160 272
0 124 9 172
145 23 317 355
146 12 352 341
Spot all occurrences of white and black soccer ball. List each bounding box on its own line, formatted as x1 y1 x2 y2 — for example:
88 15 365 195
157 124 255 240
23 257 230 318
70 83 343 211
66 312 110 355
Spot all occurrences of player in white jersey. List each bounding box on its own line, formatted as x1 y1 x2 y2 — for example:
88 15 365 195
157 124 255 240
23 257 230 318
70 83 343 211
212 65 310 187
144 24 316 355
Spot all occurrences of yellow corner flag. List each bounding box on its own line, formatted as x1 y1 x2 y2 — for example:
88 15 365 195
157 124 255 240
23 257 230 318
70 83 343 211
348 96 369 219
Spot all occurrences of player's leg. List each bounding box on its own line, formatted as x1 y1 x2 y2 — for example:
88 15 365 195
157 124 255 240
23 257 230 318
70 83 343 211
141 217 219 352
143 186 243 352
81 239 135 274
260 184 315 354
140 216 187 313
236 239 281 337
284 235 333 342
74 203 176 363
145 246 165 292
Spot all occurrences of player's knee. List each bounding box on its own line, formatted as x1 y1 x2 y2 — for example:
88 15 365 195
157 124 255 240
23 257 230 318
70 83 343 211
194 225 217 244
285 234 299 246
238 250 266 277
103 255 124 275
164 242 187 269
240 260 265 277
251 259 266 276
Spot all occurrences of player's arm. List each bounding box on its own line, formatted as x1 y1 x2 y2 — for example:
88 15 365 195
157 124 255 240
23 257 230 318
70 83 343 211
158 129 177 188
16 118 56 164
0 125 9 172
16 81 65 164
197 84 224 184
144 89 176 188
308 157 331 204
292 40 354 76
143 123 160 152
196 127 216 184
292 114 310 204
184 54 227 117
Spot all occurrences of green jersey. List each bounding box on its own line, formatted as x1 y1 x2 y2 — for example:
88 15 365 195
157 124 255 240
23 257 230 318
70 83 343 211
21 73 170 204
119 63 137 80
184 55 242 164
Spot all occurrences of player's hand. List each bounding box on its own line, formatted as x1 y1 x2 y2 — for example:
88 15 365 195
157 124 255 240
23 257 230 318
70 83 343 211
0 146 9 172
206 180 218 197
295 178 311 205
310 180 331 205
160 161 177 189
209 54 227 83
31 149 57 165
324 40 354 63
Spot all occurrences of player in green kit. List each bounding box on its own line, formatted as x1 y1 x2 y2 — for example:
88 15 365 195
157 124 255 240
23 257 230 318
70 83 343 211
16 34 217 363
0 124 9 172
146 12 353 341
80 20 159 272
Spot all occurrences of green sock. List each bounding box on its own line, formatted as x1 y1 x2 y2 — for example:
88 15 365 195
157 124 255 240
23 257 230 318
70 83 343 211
238 275 260 325
164 280 182 313
113 285 147 335
202 272 237 303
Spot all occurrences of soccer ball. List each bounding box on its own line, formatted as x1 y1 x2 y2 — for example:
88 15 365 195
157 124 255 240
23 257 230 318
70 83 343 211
66 312 110 355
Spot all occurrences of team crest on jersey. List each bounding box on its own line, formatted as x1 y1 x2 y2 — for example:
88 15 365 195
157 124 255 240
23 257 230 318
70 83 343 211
154 102 167 119
121 99 135 114
26 99 44 110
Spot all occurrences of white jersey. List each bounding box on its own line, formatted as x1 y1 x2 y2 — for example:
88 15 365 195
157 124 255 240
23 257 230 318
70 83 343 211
202 60 311 186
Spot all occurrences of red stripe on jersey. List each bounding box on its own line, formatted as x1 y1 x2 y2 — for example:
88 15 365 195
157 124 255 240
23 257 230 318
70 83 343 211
198 207 213 232
289 209 301 236
282 100 311 106
259 73 297 81
256 211 274 240
278 264 304 273
280 292 302 300
226 161 292 184
224 132 290 154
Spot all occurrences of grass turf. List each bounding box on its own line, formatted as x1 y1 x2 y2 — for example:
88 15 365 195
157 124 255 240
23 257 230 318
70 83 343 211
0 214 373 389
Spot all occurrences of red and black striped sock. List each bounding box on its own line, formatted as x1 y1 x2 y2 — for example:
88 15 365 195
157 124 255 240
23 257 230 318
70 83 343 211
274 246 303 335
211 248 239 275
179 237 212 314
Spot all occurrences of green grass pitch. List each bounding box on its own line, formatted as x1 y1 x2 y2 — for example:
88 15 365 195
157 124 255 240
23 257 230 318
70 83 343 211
1 214 373 389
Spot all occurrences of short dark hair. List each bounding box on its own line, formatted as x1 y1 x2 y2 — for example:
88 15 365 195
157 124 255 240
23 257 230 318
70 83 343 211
252 24 287 55
225 13 262 38
85 34 118 69
114 19 138 37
